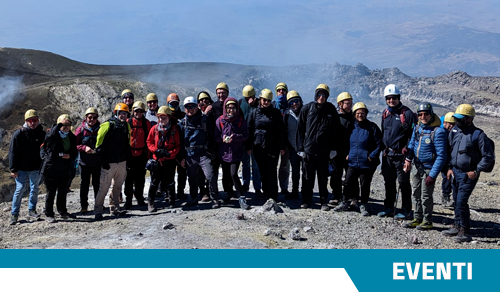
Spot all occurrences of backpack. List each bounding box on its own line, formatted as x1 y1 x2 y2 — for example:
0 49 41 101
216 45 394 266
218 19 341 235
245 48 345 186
382 106 409 124
128 117 149 155
469 129 496 173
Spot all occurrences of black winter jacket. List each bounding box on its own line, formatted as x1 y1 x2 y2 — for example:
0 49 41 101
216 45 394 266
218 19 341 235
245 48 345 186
381 103 417 155
297 101 341 155
246 105 286 154
40 123 77 177
9 124 46 173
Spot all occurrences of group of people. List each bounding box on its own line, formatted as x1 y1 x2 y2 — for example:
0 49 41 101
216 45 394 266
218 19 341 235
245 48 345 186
8 82 495 243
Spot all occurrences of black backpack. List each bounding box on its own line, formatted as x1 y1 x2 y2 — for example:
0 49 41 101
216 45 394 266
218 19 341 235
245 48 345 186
470 129 496 173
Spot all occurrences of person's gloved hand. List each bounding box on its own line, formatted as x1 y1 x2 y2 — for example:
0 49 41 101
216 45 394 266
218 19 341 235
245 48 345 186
329 150 337 159
425 176 434 186
155 149 170 158
402 147 409 155
102 163 110 170
297 151 306 158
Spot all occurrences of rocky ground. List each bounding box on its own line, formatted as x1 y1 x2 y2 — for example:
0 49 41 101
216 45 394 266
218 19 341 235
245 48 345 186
1 169 499 249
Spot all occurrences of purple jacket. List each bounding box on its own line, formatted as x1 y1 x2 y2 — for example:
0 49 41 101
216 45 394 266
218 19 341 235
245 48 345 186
215 97 249 163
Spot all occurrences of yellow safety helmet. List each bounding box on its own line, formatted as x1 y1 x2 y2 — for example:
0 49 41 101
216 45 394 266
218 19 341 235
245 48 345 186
121 89 134 98
352 102 368 114
85 107 99 116
315 84 330 98
454 104 476 118
242 85 256 97
157 105 173 116
24 109 38 120
198 92 210 101
259 89 273 101
337 92 353 104
146 93 158 102
444 112 456 123
132 101 146 111
216 82 229 92
57 114 72 125
286 90 301 101
114 103 130 113
275 82 288 93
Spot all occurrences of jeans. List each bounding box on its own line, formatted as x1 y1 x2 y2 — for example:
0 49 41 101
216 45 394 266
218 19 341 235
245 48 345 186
11 170 41 216
441 172 452 201
242 152 261 190
452 168 479 232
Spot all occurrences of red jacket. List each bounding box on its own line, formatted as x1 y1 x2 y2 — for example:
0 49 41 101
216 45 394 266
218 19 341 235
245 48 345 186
129 117 152 157
147 124 180 162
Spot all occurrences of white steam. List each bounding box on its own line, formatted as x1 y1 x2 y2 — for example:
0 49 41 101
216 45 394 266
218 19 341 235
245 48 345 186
0 76 24 110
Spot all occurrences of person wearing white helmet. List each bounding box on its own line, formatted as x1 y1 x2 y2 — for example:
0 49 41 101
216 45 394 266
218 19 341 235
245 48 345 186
178 96 220 209
8 109 46 225
377 84 417 220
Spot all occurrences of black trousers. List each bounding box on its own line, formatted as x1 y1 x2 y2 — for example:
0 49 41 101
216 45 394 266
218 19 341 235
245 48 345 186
212 157 234 194
79 164 101 208
381 155 412 211
254 147 279 200
302 153 329 203
125 154 148 204
148 159 176 202
344 167 376 204
175 160 186 194
44 174 70 217
329 157 349 200
221 161 244 197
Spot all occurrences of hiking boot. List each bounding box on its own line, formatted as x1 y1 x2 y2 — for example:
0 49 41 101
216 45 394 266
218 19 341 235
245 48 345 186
328 199 340 206
80 206 89 214
377 208 394 217
201 195 211 202
442 224 460 236
46 216 56 223
359 204 369 216
300 202 311 209
403 219 422 228
28 209 41 219
94 214 103 221
455 227 472 243
285 191 299 200
242 185 249 193
444 200 454 208
9 215 18 225
124 202 133 210
349 200 359 211
333 201 349 212
137 201 147 207
60 212 76 219
177 192 186 200
394 211 411 221
416 221 433 231
212 200 220 209
184 198 199 207
239 197 250 210
112 210 127 217
320 204 330 211
148 202 157 213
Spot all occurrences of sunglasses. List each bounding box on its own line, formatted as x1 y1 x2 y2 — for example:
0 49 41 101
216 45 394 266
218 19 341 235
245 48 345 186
226 106 237 111
185 104 197 110
418 112 430 117
87 116 97 120
134 109 144 113
169 101 180 106
123 96 134 100
261 99 272 103
386 96 399 101
26 118 39 123
289 99 300 105
147 101 158 104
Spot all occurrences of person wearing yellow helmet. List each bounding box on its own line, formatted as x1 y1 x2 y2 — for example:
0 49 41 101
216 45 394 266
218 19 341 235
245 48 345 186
93 103 132 220
146 105 182 212
124 101 152 209
246 88 286 202
334 102 382 217
197 91 214 114
145 93 159 126
274 82 291 196
121 89 135 110
40 114 78 223
75 107 101 214
443 104 495 242
166 93 187 200
239 85 262 196
296 83 340 211
8 109 46 225
283 90 304 200
438 111 457 208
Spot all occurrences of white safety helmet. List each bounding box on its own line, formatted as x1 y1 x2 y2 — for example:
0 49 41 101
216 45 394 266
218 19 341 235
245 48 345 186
183 96 197 106
384 84 401 97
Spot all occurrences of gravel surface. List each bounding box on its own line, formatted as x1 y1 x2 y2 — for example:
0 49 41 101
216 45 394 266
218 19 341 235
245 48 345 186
2 170 499 249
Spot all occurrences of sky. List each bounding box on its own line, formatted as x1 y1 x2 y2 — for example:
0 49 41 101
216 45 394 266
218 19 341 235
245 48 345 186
2 0 500 75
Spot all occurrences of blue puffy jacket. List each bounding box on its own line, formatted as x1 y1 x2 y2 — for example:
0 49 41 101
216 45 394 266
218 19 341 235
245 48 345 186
406 114 447 179
347 119 382 170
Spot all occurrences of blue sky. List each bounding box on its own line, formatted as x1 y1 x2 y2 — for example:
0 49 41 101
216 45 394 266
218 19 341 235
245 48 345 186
2 0 500 74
